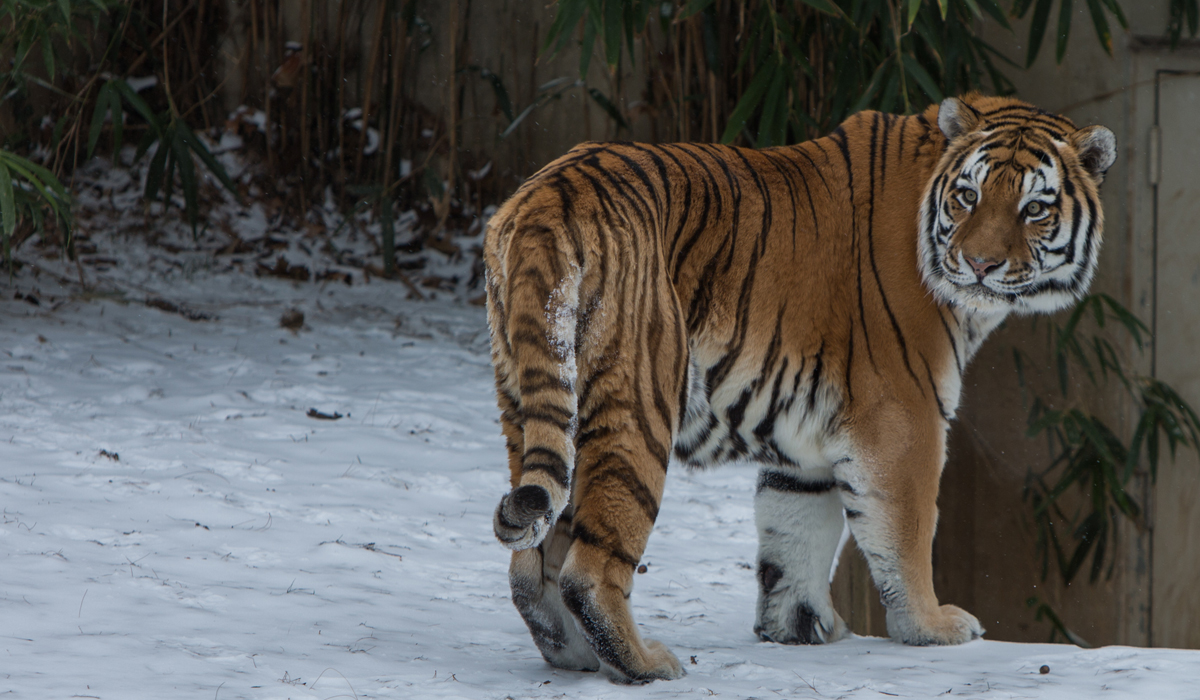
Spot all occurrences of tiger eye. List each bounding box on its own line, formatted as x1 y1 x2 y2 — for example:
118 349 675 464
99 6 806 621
962 189 978 204
1024 201 1043 217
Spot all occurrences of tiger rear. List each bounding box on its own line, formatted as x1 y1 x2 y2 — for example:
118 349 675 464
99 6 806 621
484 94 1116 683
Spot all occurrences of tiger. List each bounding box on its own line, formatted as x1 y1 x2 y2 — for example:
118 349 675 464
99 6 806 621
483 93 1116 684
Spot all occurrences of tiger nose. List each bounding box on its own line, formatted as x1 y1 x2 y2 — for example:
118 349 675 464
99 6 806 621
968 257 1002 279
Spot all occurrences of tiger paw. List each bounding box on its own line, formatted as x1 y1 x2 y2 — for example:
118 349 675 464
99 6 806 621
605 639 685 684
754 599 848 645
886 604 984 646
494 484 552 550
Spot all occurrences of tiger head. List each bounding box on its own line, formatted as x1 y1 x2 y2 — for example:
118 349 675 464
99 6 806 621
918 95 1117 315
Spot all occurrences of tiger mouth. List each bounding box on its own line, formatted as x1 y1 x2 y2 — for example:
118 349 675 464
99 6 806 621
940 270 1031 302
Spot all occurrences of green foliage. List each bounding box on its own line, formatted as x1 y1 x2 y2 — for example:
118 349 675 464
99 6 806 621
541 0 1022 146
1009 0 1128 66
1026 596 1092 647
104 79 240 237
1018 295 1200 593
542 0 1199 147
2 1 240 246
0 149 73 268
0 0 113 101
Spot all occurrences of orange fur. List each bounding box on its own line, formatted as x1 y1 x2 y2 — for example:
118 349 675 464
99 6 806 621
485 94 1115 682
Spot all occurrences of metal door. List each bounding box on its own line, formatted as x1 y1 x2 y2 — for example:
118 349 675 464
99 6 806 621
1151 69 1200 649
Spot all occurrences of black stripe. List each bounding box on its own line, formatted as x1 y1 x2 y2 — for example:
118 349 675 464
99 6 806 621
920 353 950 422
524 446 569 474
586 457 661 523
864 114 922 390
757 470 836 494
570 523 640 568
806 341 824 414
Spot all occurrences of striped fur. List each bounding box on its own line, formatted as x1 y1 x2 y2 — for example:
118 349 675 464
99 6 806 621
485 94 1115 683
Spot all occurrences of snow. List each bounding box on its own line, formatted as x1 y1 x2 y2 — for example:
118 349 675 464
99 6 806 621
3 165 1199 699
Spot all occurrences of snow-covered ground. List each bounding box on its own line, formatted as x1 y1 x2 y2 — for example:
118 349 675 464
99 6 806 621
3 194 1200 699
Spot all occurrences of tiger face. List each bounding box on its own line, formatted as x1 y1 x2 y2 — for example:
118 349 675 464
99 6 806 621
918 97 1117 314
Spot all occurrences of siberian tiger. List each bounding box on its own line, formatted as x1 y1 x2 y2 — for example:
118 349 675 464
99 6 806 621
484 94 1116 683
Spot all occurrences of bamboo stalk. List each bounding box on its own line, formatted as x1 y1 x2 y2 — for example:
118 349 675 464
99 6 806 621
299 0 312 212
381 13 407 277
336 0 349 196
355 0 388 182
245 0 258 106
264 0 275 175
441 0 459 232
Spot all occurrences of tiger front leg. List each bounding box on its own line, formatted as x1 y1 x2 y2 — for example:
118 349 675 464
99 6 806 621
753 466 849 645
835 414 984 646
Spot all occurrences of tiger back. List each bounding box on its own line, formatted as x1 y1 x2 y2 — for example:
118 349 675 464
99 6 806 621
484 94 1116 683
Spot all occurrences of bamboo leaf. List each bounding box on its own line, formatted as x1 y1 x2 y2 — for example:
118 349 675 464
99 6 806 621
976 0 1013 30
1011 0 1037 18
1099 0 1128 29
580 12 598 78
1026 0 1054 67
543 0 587 56
109 84 124 155
111 79 160 129
796 0 842 16
175 122 240 201
1056 0 1074 64
1063 512 1100 584
587 87 630 131
161 143 177 209
604 0 622 68
1100 294 1149 348
851 61 891 115
479 68 514 122
678 0 717 21
1125 409 1151 481
0 162 15 242
901 54 944 102
1088 519 1108 583
88 83 113 158
172 129 199 237
135 128 157 162
908 0 922 27
144 141 169 204
721 60 777 144
1027 409 1065 438
1073 411 1117 468
42 36 55 82
1085 0 1113 55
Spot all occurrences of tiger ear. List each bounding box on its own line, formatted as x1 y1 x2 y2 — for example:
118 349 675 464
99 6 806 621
1071 125 1117 182
938 97 979 141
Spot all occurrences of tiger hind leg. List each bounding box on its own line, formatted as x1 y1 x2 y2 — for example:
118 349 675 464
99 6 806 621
753 466 850 645
559 447 685 683
555 324 686 682
508 506 601 671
